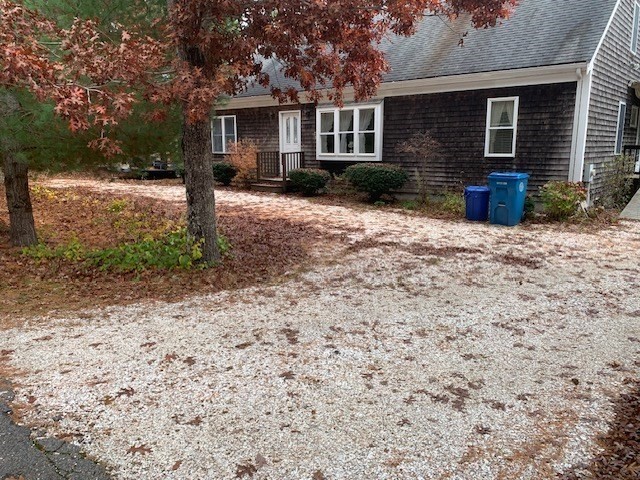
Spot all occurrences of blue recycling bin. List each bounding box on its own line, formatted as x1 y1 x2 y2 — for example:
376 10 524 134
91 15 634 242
464 186 490 221
488 172 530 226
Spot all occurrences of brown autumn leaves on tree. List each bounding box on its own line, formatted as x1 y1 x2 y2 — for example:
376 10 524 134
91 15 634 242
1 0 515 263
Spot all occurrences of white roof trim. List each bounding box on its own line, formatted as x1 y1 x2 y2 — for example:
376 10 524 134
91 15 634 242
217 63 586 110
588 0 622 73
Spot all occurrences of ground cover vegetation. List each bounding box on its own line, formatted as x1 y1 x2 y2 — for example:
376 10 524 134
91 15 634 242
0 184 330 319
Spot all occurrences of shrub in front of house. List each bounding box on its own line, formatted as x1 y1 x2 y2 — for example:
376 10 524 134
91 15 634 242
289 168 331 196
600 155 636 209
523 195 536 220
343 163 409 202
228 140 258 188
212 162 238 186
539 181 586 220
441 191 465 216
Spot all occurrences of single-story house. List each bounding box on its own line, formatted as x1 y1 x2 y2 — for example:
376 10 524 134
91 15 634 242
213 0 640 201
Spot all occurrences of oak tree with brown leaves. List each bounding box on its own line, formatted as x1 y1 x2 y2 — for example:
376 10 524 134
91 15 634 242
1 0 515 261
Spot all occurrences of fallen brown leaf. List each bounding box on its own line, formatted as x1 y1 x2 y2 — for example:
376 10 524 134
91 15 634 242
127 444 152 456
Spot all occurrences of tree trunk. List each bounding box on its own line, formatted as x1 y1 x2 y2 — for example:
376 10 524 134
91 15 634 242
2 154 37 247
182 116 220 264
168 0 220 265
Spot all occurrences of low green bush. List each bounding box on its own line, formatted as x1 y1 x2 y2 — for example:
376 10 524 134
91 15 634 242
343 163 408 202
523 195 536 220
400 200 419 211
441 191 465 216
212 162 238 186
289 168 331 196
539 181 586 220
23 228 230 273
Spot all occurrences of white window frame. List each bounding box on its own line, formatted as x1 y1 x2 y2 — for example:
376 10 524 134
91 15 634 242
615 101 627 155
316 102 383 161
632 1 640 54
484 96 519 158
211 115 237 154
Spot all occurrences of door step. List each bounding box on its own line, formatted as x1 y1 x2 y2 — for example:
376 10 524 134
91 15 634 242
251 182 286 193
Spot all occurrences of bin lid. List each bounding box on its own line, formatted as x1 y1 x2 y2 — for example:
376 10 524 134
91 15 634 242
465 186 490 193
488 172 530 180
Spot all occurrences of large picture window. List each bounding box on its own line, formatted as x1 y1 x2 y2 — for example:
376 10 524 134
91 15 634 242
485 97 519 157
211 115 237 153
317 103 382 160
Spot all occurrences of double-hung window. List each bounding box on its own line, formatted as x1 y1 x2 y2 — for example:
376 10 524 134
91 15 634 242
211 115 237 153
485 97 519 157
317 103 382 160
615 101 627 155
632 2 640 54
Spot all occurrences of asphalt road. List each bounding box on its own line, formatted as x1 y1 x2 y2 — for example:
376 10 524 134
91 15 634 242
0 381 110 480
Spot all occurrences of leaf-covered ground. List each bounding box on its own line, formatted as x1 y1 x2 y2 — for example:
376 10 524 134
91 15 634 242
0 183 334 323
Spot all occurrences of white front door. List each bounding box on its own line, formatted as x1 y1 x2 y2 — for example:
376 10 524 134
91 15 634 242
280 111 301 153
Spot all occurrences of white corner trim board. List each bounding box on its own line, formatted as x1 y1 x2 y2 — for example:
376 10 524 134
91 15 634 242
569 67 593 182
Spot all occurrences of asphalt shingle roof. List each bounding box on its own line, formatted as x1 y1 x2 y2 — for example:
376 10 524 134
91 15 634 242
239 0 618 98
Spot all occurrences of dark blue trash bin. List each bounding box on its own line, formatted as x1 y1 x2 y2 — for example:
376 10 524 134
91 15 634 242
464 186 490 221
488 172 529 226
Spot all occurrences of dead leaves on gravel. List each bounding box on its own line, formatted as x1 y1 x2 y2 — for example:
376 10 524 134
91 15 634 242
235 453 269 478
558 379 640 480
345 238 544 269
127 444 152 456
235 455 328 479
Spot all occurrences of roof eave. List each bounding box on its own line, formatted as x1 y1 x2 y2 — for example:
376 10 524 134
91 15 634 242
217 62 588 110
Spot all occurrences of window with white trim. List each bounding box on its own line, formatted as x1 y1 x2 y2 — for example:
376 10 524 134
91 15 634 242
211 115 237 153
485 97 519 157
632 2 640 54
317 103 382 160
615 101 627 154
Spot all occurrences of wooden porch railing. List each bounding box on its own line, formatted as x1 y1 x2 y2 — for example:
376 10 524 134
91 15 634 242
256 151 305 182
256 151 280 179
281 151 305 179
622 145 640 174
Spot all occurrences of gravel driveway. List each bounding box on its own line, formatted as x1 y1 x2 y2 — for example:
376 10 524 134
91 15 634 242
2 179 640 479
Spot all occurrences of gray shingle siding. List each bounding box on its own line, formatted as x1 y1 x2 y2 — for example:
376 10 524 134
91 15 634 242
585 0 640 202
381 83 577 194
228 84 577 195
